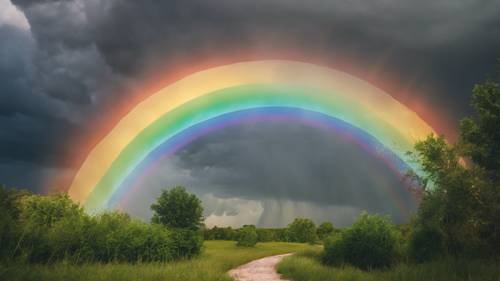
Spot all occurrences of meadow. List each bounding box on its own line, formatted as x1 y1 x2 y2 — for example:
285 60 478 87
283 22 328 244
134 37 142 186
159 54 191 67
0 241 314 281
278 248 500 281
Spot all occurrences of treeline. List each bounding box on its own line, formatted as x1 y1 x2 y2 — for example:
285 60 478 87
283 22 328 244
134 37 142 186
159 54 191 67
204 219 337 243
0 187 203 264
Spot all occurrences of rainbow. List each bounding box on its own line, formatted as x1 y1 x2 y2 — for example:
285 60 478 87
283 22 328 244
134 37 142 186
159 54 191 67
68 60 435 212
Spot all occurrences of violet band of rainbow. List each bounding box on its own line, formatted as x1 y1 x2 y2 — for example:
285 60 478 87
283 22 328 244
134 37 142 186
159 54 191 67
68 60 435 212
110 107 414 216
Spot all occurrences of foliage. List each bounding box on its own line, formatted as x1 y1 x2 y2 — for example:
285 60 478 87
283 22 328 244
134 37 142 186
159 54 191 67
278 248 500 281
236 225 258 247
0 187 202 264
170 228 203 258
0 186 31 260
203 226 237 240
286 218 318 244
322 232 345 266
317 222 335 240
408 226 443 262
203 226 289 243
411 77 500 258
0 241 314 281
151 186 204 230
256 228 275 242
323 212 397 269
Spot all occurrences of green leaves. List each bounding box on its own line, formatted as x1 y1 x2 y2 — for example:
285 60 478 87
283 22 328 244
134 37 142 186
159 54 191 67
151 186 204 230
286 218 317 244
236 225 258 247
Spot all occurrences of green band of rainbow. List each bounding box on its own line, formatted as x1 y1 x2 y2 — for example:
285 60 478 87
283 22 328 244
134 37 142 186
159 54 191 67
68 60 436 212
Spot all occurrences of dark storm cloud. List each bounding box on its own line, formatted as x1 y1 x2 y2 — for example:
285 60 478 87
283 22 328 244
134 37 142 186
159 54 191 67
122 121 417 225
0 0 499 219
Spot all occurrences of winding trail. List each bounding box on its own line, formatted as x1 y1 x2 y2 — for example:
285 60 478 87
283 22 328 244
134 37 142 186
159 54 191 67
228 253 292 281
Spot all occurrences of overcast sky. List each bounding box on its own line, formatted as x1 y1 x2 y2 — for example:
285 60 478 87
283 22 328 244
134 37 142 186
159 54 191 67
1 0 499 227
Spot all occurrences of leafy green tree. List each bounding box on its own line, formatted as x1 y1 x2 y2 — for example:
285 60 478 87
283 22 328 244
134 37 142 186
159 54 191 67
411 75 500 257
237 225 258 247
460 80 500 176
317 221 335 240
0 186 31 260
286 218 317 244
408 226 443 262
151 186 203 230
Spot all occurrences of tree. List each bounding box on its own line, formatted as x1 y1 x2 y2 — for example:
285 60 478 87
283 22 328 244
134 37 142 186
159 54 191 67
236 225 258 247
411 74 500 257
317 221 335 240
460 80 500 177
151 186 203 230
286 218 317 244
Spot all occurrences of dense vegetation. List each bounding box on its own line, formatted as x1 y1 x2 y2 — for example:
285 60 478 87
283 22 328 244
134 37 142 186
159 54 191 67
236 225 258 247
204 218 330 244
0 186 203 263
1 241 314 281
323 213 398 269
277 73 500 279
278 248 500 281
407 77 500 259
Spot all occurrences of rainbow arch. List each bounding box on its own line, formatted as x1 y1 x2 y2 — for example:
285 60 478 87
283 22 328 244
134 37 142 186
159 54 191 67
68 60 435 212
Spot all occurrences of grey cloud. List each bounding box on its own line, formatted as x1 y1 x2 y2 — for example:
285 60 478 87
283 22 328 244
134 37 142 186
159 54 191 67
120 121 417 226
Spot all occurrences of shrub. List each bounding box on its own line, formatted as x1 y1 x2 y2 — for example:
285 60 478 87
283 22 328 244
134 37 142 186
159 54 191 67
322 232 345 266
323 212 397 269
408 226 443 262
0 186 30 261
286 218 318 244
0 188 198 263
237 225 258 247
317 222 335 240
170 228 203 258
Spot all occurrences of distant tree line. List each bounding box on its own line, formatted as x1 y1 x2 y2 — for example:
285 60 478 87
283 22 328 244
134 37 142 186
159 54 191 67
204 218 338 244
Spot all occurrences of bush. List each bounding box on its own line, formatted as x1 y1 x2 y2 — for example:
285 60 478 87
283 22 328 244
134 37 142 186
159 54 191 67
322 232 345 266
317 222 335 240
286 218 318 244
323 212 397 269
0 188 201 264
408 226 443 262
169 228 203 258
237 225 258 247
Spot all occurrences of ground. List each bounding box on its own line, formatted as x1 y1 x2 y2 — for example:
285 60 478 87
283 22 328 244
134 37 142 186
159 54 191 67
229 253 292 281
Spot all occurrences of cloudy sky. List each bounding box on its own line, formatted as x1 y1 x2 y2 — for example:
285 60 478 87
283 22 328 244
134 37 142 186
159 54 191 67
1 0 499 227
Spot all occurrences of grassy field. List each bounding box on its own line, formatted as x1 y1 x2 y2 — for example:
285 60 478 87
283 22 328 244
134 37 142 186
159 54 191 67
0 240 313 281
278 248 500 281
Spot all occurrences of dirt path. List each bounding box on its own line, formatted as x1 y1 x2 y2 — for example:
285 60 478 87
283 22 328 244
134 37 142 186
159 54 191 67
228 253 292 281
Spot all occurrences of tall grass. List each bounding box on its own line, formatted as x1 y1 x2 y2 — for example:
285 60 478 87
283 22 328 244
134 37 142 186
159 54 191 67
1 241 313 281
278 248 500 281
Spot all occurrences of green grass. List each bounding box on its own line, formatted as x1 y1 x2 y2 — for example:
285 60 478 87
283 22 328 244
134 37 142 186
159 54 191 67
278 248 500 281
0 240 313 281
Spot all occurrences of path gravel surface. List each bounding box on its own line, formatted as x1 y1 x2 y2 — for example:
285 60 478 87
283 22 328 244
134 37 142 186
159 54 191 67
228 253 292 281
